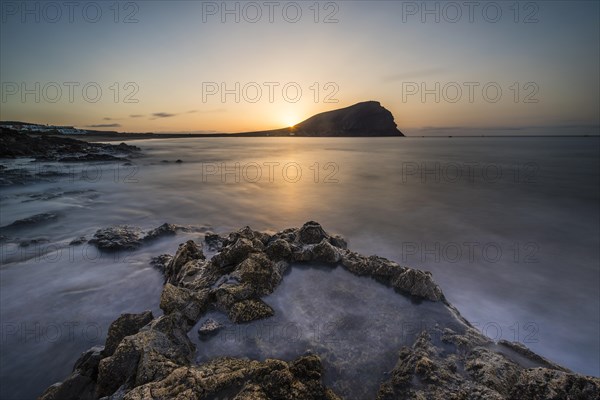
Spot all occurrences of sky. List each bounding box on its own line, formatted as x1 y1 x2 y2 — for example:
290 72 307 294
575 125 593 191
1 0 599 135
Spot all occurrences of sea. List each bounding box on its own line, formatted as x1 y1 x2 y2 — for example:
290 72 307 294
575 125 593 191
1 136 598 399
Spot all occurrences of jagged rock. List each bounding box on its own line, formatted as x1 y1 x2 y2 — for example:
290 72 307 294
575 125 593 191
96 314 195 397
227 298 274 323
197 318 223 339
38 346 104 400
104 311 154 357
0 128 140 161
235 252 282 295
164 240 205 284
211 237 257 267
298 221 329 244
89 226 144 251
0 212 58 231
214 283 255 310
149 254 173 274
508 368 600 399
159 283 209 323
265 238 292 260
312 239 342 263
122 355 340 400
391 268 444 302
143 223 179 241
204 233 225 251
69 236 87 246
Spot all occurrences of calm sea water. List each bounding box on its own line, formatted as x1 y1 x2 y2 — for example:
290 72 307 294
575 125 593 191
1 137 598 399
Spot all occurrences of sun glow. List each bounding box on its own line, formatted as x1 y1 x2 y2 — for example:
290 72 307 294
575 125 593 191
283 115 299 128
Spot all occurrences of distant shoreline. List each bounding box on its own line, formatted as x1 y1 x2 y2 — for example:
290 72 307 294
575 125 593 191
75 133 600 142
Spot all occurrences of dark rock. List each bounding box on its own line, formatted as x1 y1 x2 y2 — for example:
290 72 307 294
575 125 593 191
0 128 140 161
298 221 328 244
38 346 104 400
227 298 274 323
104 311 154 357
265 238 292 261
391 268 444 302
0 212 58 231
159 284 209 323
122 355 340 400
89 226 144 251
164 240 205 284
313 239 342 263
150 254 173 273
143 223 179 241
175 159 183 163
18 238 49 247
289 101 404 137
197 318 223 339
204 233 225 252
69 236 87 246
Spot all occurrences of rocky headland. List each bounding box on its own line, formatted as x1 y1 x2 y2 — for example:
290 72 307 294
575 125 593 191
0 128 140 161
38 222 599 400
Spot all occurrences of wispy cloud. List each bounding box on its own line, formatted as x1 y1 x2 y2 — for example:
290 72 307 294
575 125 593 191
86 123 121 128
130 114 144 118
152 112 176 118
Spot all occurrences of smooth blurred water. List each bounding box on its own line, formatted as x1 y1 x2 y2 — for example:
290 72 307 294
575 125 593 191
190 263 462 400
1 136 598 399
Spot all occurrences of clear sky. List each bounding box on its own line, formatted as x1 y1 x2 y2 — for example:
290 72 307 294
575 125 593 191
1 0 599 135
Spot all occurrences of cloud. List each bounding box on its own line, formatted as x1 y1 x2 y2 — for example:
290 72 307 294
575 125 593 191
383 67 446 82
130 114 144 118
103 117 113 121
187 110 197 114
152 112 177 118
86 123 121 128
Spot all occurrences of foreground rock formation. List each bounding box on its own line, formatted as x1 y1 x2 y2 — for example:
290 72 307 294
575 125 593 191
39 222 599 400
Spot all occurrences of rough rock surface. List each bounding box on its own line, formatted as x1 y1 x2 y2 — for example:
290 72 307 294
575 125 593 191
88 223 203 251
39 222 600 400
0 128 140 160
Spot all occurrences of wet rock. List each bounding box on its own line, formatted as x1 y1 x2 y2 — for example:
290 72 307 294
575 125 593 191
0 128 140 161
211 237 256 268
18 238 49 247
89 225 144 251
227 298 274 323
143 223 179 241
122 355 339 400
265 238 292 261
391 269 444 302
164 240 205 284
313 239 342 263
0 212 58 231
159 284 209 323
59 154 126 162
39 346 104 400
150 254 173 273
197 318 223 340
204 233 225 251
235 252 282 295
69 236 87 246
298 221 328 244
508 368 600 400
96 314 195 397
104 311 154 357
